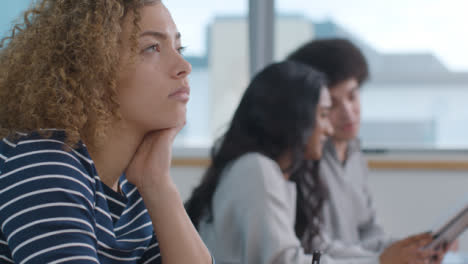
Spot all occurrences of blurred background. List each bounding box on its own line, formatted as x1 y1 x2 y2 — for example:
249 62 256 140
2 0 467 259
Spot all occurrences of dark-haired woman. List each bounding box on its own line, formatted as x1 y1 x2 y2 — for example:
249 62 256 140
185 61 334 263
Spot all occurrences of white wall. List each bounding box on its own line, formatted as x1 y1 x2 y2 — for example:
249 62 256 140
170 165 468 252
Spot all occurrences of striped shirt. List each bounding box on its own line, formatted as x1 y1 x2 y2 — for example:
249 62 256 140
0 131 162 264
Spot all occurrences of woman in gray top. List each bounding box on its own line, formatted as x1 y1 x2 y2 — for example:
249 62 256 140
186 61 336 264
185 60 438 264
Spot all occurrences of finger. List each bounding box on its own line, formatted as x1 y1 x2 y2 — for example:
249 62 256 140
405 252 433 264
404 244 435 260
406 246 434 260
407 259 429 264
402 233 433 247
450 240 459 251
432 245 449 263
430 253 441 264
416 237 434 249
417 249 436 259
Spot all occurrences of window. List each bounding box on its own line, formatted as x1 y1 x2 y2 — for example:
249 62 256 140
275 0 468 149
1 0 249 149
5 1 467 150
165 1 249 148
0 1 32 37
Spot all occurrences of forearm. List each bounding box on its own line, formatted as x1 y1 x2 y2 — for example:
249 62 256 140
141 181 212 264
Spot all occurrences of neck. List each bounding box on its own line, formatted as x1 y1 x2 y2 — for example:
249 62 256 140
333 139 349 163
87 122 145 192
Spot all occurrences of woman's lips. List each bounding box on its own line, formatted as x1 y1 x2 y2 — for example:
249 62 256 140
169 87 190 102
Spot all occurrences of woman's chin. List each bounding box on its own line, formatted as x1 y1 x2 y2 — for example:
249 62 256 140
155 117 186 131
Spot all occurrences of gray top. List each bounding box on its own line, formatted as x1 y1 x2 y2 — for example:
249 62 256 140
198 152 381 264
313 138 396 261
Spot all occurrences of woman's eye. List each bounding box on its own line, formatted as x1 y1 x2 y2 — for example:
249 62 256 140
144 44 160 53
177 46 186 55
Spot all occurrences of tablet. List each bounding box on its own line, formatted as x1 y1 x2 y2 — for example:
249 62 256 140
424 201 468 250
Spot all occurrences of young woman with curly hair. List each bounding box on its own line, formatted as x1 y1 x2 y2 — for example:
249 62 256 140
0 1 213 263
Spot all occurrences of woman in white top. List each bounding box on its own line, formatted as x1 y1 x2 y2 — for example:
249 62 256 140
185 61 437 264
186 61 337 263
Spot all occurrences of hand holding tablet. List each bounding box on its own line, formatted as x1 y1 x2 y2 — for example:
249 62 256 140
424 199 468 251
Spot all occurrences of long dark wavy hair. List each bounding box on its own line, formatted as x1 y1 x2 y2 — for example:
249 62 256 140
185 61 328 253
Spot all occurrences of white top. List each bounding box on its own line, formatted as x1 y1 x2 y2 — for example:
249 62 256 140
198 152 380 264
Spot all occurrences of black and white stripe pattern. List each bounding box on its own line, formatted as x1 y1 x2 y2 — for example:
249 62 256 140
0 132 161 263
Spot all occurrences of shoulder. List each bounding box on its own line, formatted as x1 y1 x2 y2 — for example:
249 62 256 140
232 152 279 170
1 130 92 167
218 152 292 201
226 152 283 183
0 130 96 192
0 132 98 234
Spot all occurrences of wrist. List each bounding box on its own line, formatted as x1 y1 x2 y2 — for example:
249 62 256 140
137 171 174 191
138 179 180 204
139 182 186 227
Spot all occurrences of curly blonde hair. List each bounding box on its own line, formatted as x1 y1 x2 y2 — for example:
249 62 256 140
0 0 160 148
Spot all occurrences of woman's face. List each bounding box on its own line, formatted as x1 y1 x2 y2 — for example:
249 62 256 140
116 3 192 134
305 87 334 160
